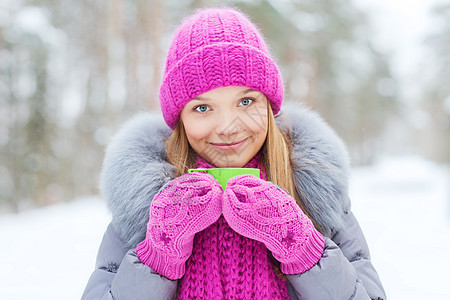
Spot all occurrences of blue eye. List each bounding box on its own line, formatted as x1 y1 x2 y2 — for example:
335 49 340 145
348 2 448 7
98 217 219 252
239 98 254 106
194 105 210 113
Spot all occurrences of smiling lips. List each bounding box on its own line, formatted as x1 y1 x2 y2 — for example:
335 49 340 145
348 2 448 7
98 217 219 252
210 138 248 151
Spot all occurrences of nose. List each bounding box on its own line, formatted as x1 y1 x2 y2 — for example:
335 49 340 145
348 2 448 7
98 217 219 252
215 111 240 136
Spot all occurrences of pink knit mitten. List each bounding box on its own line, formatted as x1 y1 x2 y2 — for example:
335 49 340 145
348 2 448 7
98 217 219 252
136 172 223 280
222 175 325 274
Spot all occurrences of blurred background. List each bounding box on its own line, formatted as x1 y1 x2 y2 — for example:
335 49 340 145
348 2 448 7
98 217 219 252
1 0 449 211
0 0 449 299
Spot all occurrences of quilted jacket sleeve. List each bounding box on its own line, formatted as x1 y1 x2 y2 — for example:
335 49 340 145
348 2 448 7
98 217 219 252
286 211 386 300
81 223 178 300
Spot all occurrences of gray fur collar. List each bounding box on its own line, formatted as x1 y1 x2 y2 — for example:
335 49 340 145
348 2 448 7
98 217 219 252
100 102 351 248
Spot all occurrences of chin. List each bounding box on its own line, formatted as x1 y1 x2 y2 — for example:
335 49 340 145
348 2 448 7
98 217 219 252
212 155 249 168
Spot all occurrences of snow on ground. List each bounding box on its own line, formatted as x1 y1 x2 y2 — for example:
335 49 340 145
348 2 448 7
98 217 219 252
0 197 111 300
350 156 450 299
0 156 449 299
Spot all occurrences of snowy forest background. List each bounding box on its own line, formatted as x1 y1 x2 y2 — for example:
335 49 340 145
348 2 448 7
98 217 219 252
1 0 449 212
1 0 450 299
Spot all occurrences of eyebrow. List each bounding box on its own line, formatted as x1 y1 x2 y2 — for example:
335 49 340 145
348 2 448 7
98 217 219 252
238 88 257 95
193 88 259 101
192 95 210 101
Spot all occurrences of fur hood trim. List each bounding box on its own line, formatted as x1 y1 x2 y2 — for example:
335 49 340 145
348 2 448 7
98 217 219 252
100 102 351 248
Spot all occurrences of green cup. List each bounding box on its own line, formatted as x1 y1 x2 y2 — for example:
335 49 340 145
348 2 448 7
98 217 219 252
188 168 260 190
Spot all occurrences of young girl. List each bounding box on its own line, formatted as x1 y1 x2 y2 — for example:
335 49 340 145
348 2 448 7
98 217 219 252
83 7 386 299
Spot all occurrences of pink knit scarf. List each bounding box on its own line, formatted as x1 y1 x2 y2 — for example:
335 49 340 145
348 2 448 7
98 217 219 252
178 154 289 299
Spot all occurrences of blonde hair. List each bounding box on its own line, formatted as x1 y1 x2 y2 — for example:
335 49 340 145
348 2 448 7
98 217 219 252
165 105 311 214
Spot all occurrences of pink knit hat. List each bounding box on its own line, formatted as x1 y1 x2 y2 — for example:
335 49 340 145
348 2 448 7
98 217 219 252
159 7 284 129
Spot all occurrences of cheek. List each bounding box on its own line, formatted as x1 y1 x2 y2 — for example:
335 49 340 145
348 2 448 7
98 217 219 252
183 120 212 145
250 118 268 137
240 108 268 137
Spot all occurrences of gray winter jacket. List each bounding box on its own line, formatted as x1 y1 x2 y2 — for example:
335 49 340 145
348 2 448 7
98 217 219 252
82 103 386 300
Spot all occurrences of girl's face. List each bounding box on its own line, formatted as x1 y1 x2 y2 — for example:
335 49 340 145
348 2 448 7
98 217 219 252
180 86 269 168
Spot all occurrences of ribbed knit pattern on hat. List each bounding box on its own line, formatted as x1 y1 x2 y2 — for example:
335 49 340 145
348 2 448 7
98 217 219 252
160 7 284 129
177 154 289 299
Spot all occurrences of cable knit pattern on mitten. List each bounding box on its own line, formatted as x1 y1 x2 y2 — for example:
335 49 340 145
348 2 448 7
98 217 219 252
136 172 223 280
177 154 289 299
223 174 325 274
